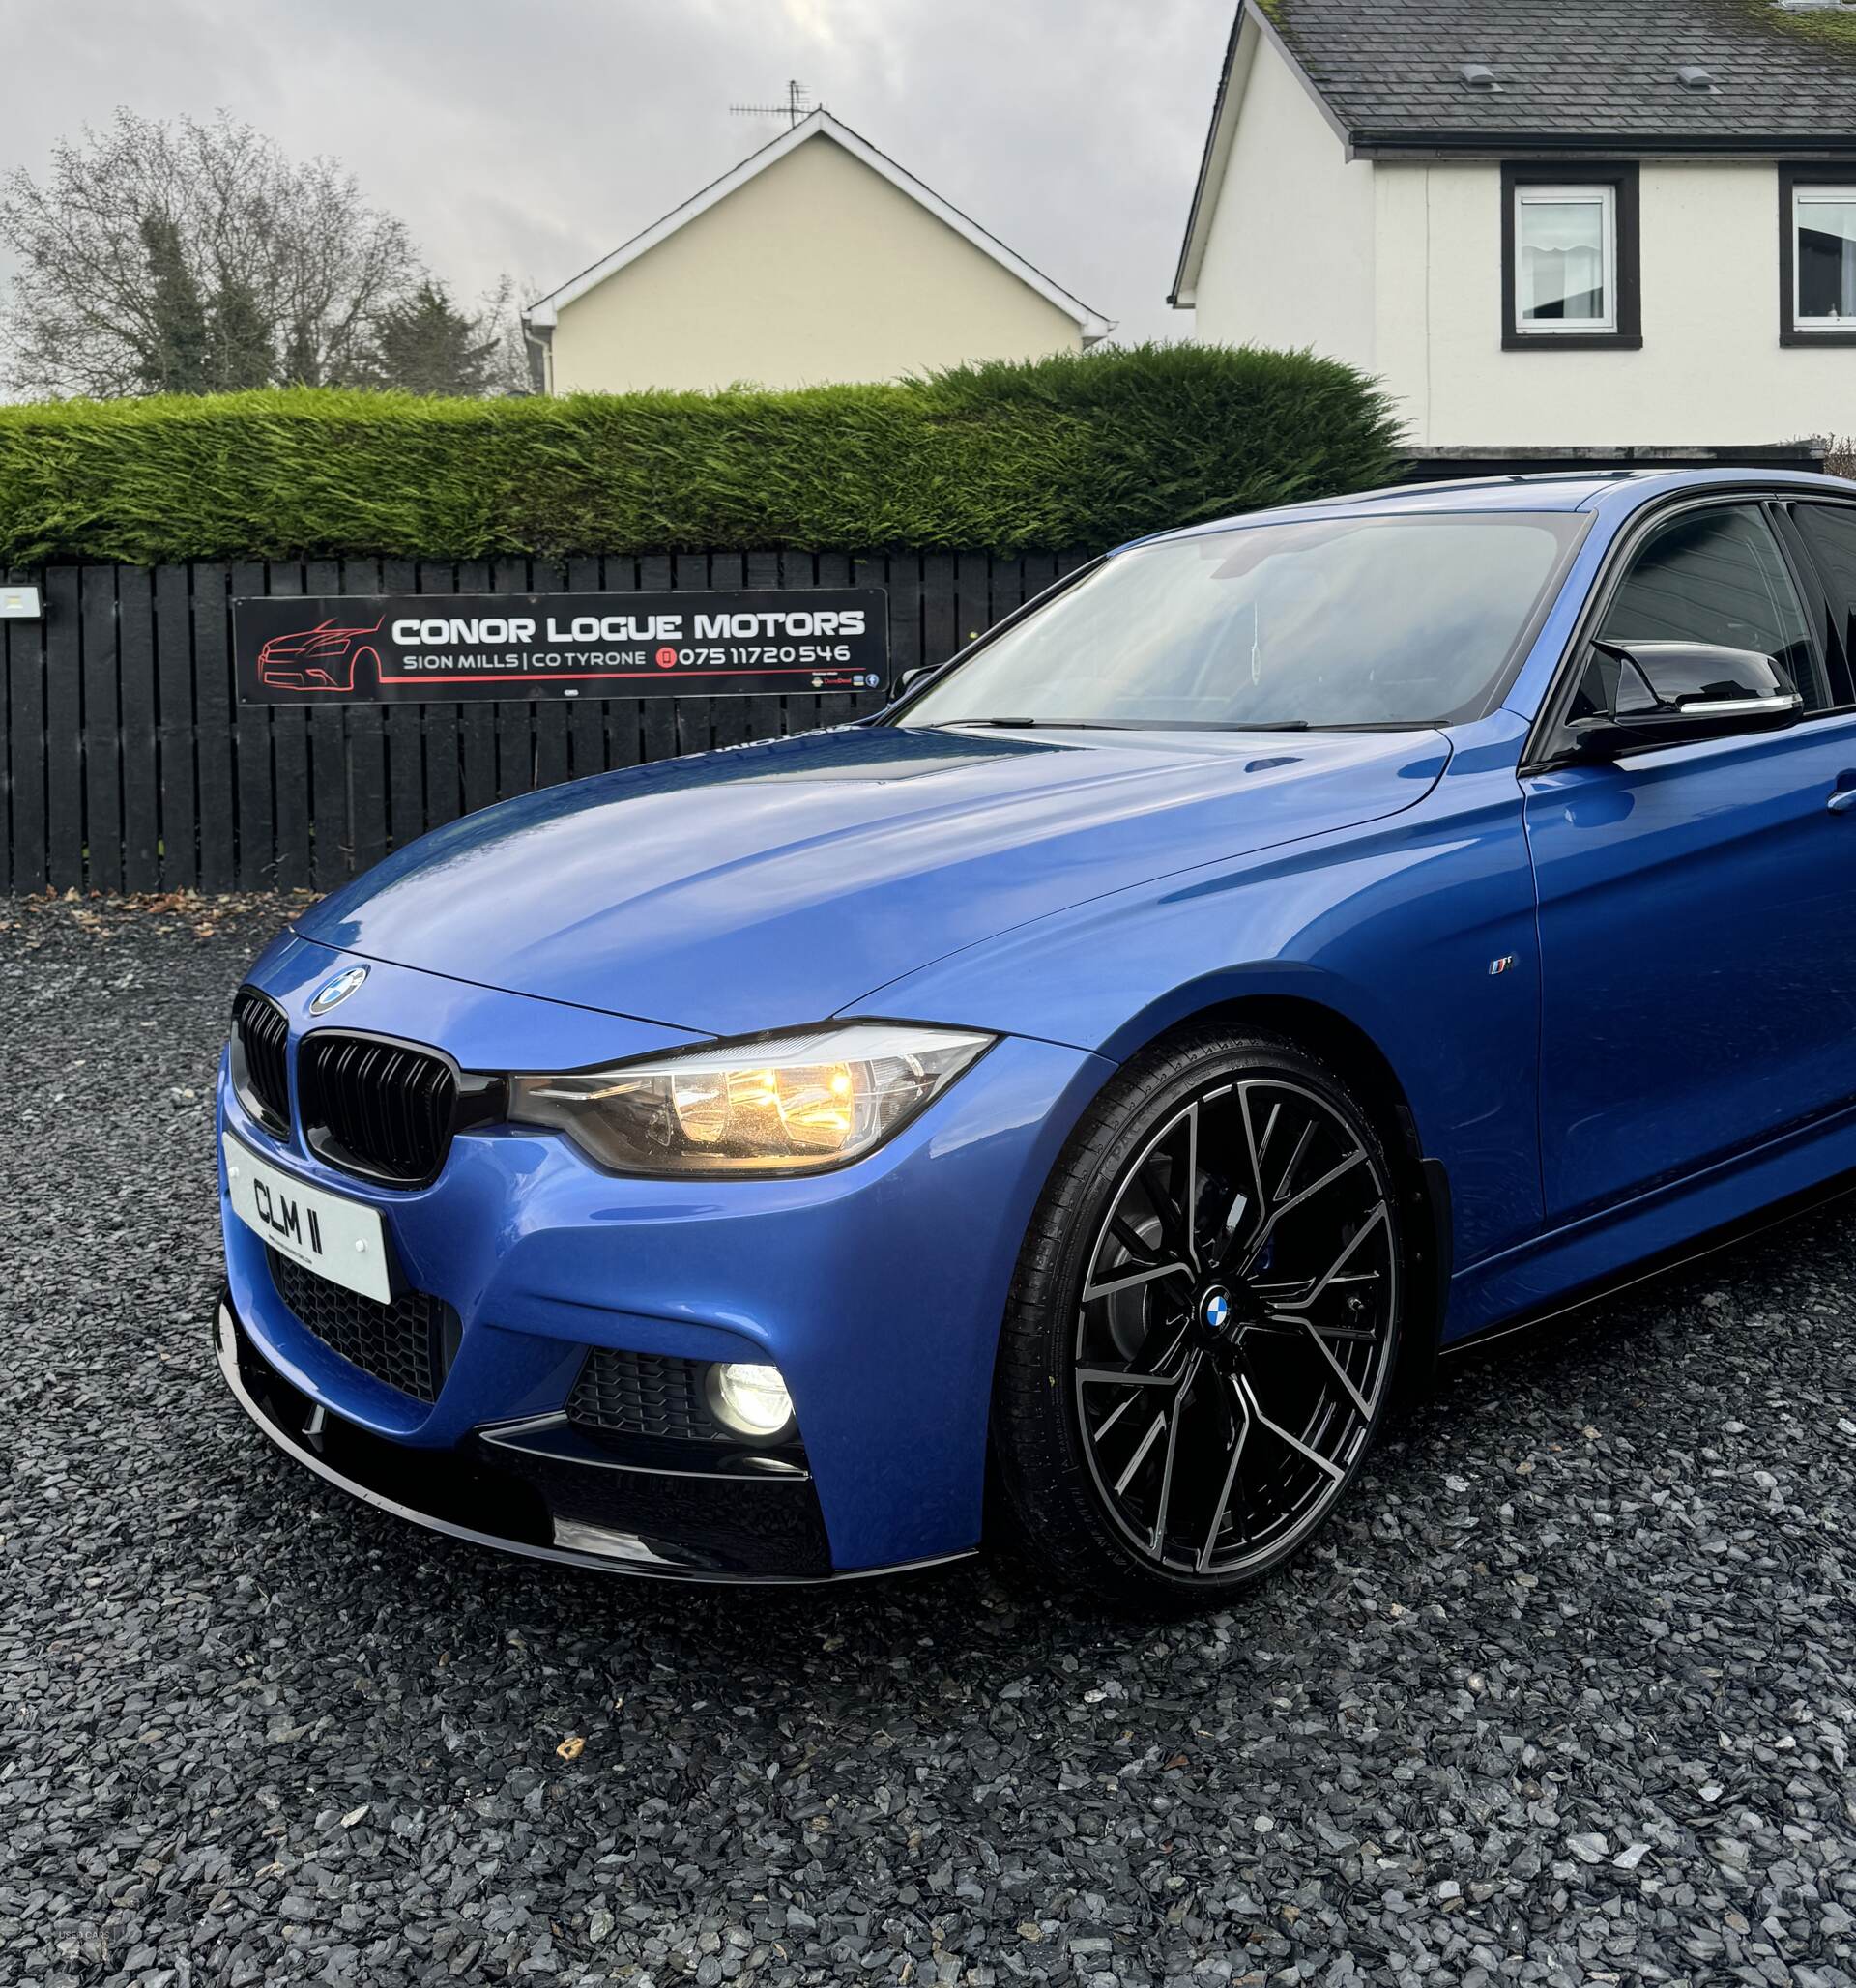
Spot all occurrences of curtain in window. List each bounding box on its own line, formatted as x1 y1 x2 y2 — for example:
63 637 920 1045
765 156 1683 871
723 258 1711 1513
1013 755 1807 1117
1798 197 1856 321
1518 200 1606 322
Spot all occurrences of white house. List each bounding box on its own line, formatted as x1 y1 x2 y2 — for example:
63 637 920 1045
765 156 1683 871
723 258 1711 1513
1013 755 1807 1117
1172 0 1856 452
526 111 1111 395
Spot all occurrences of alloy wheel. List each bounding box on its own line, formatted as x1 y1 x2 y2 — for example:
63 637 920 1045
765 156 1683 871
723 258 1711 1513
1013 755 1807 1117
1071 1076 1397 1578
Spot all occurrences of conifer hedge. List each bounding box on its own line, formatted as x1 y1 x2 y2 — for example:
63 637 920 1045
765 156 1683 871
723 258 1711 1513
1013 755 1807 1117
0 342 1404 565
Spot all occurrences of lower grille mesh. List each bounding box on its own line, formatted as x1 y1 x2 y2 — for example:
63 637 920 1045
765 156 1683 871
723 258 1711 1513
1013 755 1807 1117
267 1248 453 1403
567 1348 719 1443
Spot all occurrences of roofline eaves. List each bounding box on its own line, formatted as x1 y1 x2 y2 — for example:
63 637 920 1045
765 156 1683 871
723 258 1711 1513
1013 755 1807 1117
1352 128 1853 160
1352 128 1856 159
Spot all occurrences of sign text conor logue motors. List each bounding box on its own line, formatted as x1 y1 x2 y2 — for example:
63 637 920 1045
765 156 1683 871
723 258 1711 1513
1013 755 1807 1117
233 589 890 705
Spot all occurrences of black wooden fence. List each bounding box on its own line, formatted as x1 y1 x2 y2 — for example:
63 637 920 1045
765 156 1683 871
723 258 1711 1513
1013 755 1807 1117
0 548 1090 895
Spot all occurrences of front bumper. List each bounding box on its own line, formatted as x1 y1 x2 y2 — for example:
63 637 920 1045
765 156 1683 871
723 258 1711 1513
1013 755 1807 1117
215 1294 954 1582
217 934 1113 1578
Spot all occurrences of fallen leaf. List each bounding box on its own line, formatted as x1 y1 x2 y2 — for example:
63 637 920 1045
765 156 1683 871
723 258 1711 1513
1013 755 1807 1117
556 1736 586 1761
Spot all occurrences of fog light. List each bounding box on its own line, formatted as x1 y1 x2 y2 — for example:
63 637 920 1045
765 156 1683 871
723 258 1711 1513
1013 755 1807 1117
707 1361 795 1440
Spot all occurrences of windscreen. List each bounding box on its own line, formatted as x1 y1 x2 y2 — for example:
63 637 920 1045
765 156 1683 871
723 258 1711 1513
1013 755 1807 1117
898 512 1585 731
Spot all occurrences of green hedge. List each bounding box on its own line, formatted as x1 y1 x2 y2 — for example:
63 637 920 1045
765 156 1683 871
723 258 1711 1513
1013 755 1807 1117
0 343 1404 566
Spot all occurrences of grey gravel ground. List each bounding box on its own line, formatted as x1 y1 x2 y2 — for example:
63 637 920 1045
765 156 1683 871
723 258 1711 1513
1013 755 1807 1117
5 892 1856 1988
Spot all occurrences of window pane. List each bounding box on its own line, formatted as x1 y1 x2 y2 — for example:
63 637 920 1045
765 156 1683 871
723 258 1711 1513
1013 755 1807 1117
898 515 1584 731
1596 506 1816 706
1797 195 1856 321
1792 504 1856 706
1519 198 1607 322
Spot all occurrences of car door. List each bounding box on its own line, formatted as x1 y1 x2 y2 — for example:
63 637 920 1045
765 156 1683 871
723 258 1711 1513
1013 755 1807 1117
1522 496 1856 1223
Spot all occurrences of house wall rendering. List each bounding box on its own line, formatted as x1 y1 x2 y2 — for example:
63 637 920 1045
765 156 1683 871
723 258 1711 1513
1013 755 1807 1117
1372 159 1851 449
547 133 1087 394
1191 26 1375 373
1184 21 1854 451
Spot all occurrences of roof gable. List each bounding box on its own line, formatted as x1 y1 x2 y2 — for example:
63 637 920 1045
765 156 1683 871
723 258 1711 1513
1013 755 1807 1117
1172 8 1349 307
528 111 1110 339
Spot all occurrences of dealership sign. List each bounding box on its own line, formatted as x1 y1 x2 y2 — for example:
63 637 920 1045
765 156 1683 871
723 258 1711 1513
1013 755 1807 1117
233 589 889 705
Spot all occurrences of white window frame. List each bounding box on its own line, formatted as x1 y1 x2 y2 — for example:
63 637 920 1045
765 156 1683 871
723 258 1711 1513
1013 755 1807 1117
1792 184 1856 331
1513 184 1618 337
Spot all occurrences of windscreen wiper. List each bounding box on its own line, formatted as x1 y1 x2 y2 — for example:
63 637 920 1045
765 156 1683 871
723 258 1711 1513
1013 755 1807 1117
919 716 1318 733
922 717 1132 731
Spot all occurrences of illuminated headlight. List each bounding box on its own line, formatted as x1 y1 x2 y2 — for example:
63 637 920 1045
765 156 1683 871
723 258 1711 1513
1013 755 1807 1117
707 1362 795 1440
507 1023 994 1176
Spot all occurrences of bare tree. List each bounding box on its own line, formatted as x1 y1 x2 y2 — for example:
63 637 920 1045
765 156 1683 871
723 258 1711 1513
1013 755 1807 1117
0 110 417 397
478 276 542 396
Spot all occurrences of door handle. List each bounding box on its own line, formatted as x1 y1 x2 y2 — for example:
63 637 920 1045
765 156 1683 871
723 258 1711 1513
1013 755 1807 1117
1830 786 1856 814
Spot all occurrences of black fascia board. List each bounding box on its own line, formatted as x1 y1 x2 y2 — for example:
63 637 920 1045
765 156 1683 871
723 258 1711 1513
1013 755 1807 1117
1351 129 1856 159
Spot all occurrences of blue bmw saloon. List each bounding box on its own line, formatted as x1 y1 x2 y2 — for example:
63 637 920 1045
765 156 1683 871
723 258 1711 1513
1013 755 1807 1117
216 467 1856 1609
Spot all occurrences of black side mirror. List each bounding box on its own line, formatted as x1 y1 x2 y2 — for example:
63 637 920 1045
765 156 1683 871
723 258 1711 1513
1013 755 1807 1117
894 665 934 696
1570 640 1803 759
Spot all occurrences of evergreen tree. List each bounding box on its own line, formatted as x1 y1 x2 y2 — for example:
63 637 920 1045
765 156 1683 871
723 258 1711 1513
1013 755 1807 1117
205 265 275 390
366 281 500 396
279 310 322 388
134 212 209 394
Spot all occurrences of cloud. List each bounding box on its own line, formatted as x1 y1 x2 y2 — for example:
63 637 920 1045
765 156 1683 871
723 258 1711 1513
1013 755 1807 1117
780 0 842 48
0 0 1230 354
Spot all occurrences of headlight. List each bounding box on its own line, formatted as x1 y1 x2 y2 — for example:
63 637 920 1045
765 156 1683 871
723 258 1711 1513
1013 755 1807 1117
507 1023 994 1176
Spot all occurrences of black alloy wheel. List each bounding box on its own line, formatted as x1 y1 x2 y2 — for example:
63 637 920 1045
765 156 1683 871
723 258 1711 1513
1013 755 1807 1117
993 1029 1406 1612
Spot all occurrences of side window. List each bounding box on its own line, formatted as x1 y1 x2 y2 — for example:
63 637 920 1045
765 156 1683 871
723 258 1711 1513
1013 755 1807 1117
1787 504 1856 709
1567 505 1821 719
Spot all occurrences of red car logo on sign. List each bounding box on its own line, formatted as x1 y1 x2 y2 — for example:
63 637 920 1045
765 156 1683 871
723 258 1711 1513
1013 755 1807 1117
255 618 384 693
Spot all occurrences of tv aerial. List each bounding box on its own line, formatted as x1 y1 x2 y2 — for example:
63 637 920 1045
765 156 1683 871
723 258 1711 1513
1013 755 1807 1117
730 80 823 128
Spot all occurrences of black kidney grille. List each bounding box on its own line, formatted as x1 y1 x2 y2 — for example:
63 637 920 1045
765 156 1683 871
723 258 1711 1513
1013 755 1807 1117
267 1248 454 1402
299 1032 457 1186
232 987 291 1132
568 1348 721 1444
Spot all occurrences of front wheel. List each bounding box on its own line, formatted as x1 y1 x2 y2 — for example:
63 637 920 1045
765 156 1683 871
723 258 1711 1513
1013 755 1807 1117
992 1029 1406 1613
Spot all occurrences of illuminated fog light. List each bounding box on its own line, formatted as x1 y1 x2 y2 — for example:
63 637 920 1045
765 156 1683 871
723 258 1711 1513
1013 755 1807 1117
708 1361 795 1440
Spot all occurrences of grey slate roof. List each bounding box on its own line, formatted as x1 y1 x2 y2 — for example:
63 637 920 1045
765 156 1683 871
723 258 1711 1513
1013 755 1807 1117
1263 0 1856 148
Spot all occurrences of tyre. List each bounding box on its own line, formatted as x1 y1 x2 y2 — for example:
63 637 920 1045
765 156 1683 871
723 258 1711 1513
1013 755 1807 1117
992 1027 1406 1613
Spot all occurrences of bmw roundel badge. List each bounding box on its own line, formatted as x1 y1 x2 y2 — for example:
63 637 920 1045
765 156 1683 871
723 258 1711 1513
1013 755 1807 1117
308 964 369 1015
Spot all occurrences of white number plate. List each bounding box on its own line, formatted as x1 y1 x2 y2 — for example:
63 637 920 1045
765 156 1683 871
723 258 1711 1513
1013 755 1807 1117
222 1133 392 1304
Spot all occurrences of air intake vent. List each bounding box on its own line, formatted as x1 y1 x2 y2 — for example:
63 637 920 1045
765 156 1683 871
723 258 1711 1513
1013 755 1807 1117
568 1348 722 1444
267 1248 454 1401
1459 62 1500 91
299 1032 459 1187
231 987 291 1134
1674 62 1716 91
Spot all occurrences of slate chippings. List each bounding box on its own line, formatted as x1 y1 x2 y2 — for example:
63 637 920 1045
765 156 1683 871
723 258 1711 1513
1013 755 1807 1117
3 892 1855 1988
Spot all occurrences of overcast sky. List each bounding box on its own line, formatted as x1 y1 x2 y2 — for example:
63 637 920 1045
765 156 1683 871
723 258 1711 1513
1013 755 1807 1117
1 0 1232 350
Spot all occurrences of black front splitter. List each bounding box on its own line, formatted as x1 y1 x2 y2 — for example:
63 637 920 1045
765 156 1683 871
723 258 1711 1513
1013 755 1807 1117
214 1294 972 1587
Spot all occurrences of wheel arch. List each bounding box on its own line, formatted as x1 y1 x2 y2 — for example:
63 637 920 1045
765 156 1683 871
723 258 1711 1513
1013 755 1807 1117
1099 983 1452 1382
